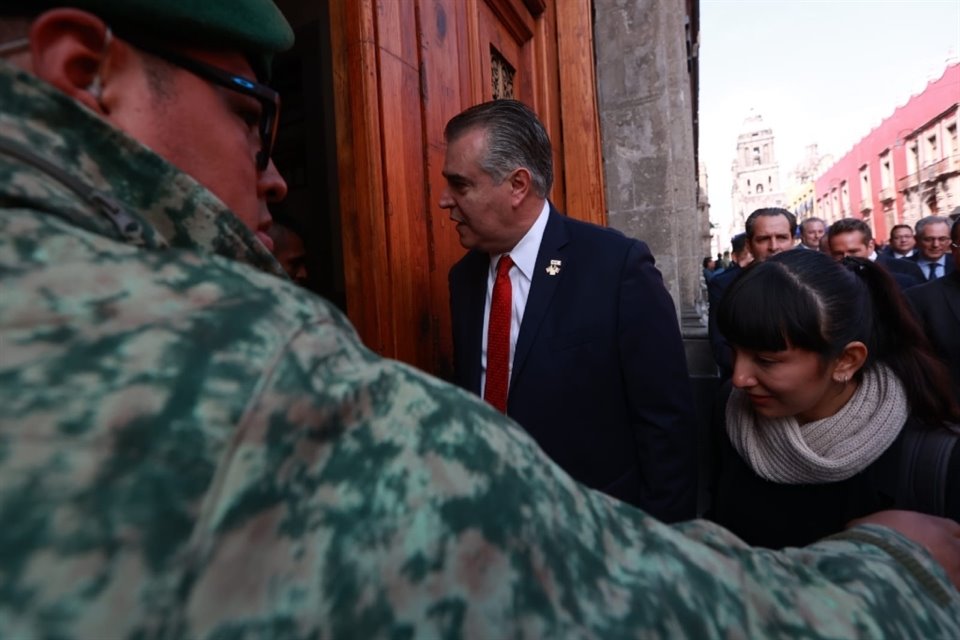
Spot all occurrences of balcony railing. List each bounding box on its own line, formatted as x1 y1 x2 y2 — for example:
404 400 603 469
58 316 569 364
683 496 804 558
920 163 940 183
878 187 895 202
934 153 960 175
859 198 873 213
897 174 917 191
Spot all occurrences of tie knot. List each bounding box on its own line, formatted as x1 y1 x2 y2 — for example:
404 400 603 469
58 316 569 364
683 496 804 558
497 255 514 276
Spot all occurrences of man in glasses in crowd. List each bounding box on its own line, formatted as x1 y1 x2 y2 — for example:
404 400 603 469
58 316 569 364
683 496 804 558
884 223 918 259
1 2 959 638
906 216 960 403
910 215 956 280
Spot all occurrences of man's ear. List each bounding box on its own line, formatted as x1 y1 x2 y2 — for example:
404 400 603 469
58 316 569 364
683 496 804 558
833 341 868 383
29 9 112 113
508 167 532 206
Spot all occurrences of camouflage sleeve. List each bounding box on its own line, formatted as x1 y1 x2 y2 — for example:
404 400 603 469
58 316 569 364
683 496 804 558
180 323 960 640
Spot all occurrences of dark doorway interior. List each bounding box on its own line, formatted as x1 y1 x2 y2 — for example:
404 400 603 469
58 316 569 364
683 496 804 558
270 4 345 310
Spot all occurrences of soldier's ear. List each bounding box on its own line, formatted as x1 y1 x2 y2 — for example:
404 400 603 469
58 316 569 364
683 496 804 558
29 9 112 114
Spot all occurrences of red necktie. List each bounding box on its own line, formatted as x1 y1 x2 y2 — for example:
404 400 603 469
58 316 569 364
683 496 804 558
484 255 513 413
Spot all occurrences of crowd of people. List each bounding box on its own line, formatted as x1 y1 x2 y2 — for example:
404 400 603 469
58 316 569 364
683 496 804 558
706 212 959 389
2 1 960 638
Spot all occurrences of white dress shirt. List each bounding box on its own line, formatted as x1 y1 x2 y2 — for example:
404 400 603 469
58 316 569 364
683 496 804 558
916 255 948 280
480 200 550 398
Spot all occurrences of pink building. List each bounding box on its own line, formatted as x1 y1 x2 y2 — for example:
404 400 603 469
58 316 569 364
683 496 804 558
814 63 960 242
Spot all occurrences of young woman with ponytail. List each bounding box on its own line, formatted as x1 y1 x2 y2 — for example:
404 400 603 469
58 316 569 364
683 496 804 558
706 249 959 548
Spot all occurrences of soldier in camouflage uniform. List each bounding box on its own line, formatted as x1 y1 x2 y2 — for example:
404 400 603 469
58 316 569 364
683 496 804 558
1 2 959 639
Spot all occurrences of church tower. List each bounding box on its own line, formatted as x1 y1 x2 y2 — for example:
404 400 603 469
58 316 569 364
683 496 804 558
730 110 785 233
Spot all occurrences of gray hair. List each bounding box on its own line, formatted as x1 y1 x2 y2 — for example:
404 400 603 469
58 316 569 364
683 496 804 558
444 99 553 197
800 217 825 232
914 215 950 236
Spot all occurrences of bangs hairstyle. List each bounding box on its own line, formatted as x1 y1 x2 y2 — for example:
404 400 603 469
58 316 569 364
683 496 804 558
717 250 872 359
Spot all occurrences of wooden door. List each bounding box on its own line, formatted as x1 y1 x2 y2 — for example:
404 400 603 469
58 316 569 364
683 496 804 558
329 0 604 376
463 0 566 210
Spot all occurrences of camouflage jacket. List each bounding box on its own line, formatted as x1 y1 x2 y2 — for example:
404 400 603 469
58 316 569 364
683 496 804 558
1 61 959 640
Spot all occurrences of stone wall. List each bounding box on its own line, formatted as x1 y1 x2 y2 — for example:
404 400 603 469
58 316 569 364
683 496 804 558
593 0 700 316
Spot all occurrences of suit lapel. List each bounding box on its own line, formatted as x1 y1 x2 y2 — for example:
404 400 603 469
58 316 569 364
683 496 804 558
943 273 960 324
511 208 569 389
462 251 491 395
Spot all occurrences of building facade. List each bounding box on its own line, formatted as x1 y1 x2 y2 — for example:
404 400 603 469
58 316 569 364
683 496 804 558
814 63 959 241
785 143 831 222
730 111 785 233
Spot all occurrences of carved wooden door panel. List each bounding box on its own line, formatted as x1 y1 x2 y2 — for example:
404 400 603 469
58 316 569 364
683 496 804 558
476 0 534 103
466 0 564 206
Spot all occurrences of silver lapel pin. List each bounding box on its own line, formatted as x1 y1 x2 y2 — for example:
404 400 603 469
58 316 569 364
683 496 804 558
545 259 562 276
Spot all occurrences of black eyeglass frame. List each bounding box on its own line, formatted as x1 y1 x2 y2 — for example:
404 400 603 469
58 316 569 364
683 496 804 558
129 39 280 172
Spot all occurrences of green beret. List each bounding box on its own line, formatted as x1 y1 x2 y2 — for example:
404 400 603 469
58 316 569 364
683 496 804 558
11 1 294 80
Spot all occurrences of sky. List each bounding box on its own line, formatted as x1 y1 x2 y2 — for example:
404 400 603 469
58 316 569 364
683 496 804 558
699 0 960 235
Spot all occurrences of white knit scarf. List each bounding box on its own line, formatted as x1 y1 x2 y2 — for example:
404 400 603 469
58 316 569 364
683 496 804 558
725 364 909 484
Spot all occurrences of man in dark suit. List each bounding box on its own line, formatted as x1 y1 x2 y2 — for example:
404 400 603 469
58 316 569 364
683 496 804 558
707 233 751 378
706 207 796 379
797 217 825 251
442 100 697 522
826 218 925 289
906 216 960 404
909 216 955 281
881 224 917 259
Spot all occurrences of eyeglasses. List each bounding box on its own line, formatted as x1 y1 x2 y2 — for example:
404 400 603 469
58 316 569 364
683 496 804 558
919 236 951 245
130 39 280 172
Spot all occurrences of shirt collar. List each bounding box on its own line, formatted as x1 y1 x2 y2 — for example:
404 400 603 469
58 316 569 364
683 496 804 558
491 200 550 280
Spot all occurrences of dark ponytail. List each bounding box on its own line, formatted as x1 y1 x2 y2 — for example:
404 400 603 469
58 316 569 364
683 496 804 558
840 257 959 423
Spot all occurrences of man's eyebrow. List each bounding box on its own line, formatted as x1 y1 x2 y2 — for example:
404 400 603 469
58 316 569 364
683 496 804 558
442 171 469 184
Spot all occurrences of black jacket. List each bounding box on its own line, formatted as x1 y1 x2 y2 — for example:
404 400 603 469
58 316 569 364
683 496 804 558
707 385 960 549
449 207 698 521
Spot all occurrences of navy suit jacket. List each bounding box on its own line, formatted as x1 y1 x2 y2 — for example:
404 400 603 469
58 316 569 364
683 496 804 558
448 207 697 522
879 245 916 260
876 254 925 290
908 253 956 280
906 271 960 405
706 263 742 379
